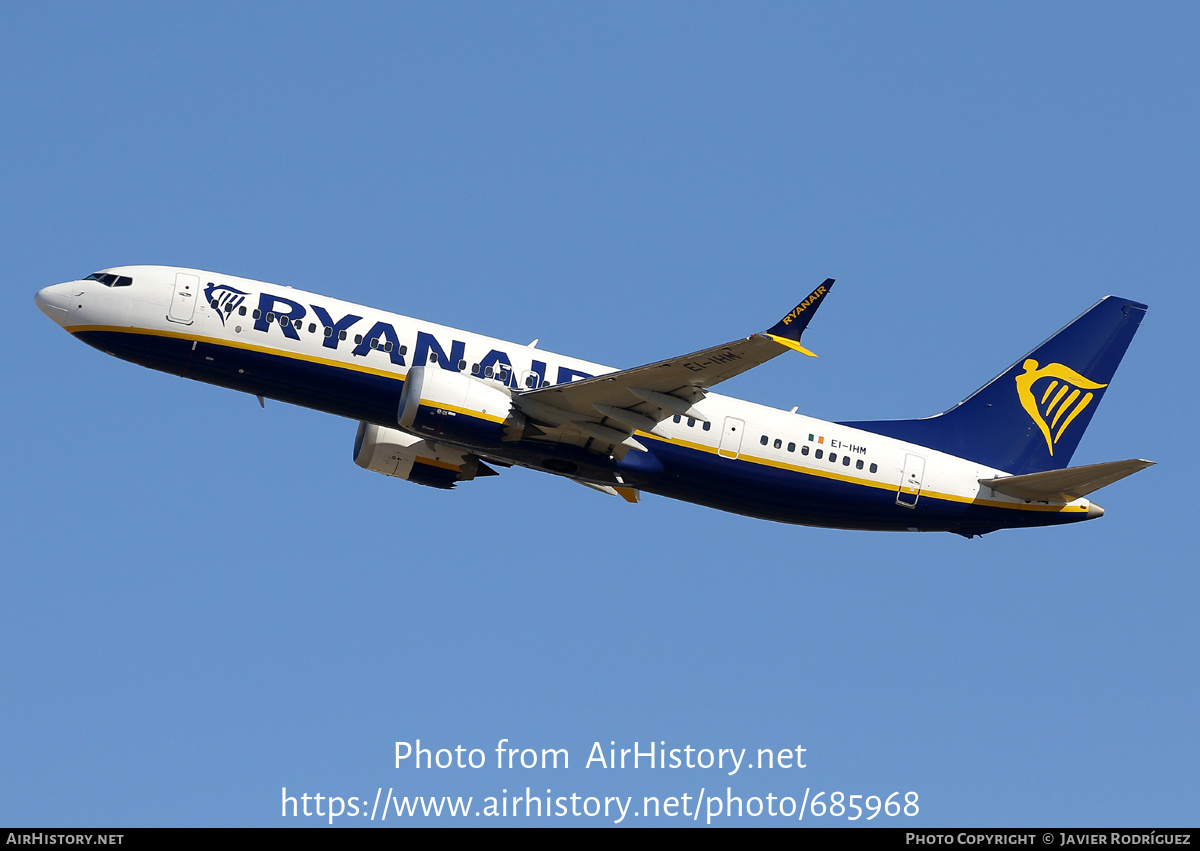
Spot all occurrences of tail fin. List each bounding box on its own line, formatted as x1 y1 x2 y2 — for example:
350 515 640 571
840 296 1148 474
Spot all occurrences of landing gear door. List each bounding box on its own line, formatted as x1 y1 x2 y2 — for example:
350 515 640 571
168 272 200 325
896 453 926 507
718 417 745 459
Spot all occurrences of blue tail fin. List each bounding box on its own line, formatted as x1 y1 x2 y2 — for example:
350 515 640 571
840 296 1148 474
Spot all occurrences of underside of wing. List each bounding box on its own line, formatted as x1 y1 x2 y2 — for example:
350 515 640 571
512 280 834 455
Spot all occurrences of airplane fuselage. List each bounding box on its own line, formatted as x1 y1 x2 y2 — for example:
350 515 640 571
36 265 1109 535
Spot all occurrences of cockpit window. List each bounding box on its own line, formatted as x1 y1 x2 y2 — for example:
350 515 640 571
85 273 133 287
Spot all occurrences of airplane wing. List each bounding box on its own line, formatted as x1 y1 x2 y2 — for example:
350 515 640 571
513 279 834 452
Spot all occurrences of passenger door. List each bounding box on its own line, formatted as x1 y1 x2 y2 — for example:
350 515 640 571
167 272 200 325
896 453 926 507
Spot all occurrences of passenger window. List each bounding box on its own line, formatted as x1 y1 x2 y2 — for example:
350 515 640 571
829 453 837 463
703 421 711 431
253 309 261 319
773 439 782 449
673 414 681 423
266 312 275 323
525 374 536 387
787 442 795 452
458 360 467 371
472 364 481 375
429 352 438 363
354 334 363 344
399 346 408 356
280 316 290 327
869 463 878 474
815 449 823 459
856 459 864 470
339 330 347 341
370 338 378 349
687 418 695 427
308 323 316 333
484 367 494 378
239 307 246 316
760 435 768 445
843 456 851 466
384 341 393 352
801 445 810 456
324 327 333 337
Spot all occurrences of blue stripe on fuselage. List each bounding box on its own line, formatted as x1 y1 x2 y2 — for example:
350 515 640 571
74 328 405 425
73 328 1088 534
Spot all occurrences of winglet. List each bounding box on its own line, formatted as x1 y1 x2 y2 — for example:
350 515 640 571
763 279 834 357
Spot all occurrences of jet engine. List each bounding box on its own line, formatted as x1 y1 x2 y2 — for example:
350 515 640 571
397 365 526 447
353 422 498 489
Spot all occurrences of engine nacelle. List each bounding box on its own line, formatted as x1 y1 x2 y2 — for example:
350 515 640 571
353 422 492 489
397 365 525 447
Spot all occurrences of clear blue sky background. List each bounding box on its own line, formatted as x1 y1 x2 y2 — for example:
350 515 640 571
3 2 1196 827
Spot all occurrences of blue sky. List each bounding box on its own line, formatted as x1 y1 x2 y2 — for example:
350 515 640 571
3 2 1196 826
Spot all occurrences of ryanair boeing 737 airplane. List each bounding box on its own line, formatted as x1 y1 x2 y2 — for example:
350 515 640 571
35 267 1152 536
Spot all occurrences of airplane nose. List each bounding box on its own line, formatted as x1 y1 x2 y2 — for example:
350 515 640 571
35 283 76 325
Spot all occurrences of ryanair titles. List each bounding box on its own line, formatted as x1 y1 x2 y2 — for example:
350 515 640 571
779 284 828 326
210 287 595 388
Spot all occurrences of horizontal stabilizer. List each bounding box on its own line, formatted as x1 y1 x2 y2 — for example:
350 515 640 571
980 458 1154 501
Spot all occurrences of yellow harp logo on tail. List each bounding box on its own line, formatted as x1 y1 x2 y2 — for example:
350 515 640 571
1015 360 1107 455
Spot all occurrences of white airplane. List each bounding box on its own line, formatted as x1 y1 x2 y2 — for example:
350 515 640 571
35 266 1152 536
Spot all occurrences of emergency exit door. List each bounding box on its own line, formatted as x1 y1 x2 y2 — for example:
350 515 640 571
718 417 745 459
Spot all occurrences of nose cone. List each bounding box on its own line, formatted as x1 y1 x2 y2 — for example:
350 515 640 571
35 282 76 326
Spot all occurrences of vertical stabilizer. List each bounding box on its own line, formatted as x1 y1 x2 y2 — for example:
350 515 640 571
840 296 1148 475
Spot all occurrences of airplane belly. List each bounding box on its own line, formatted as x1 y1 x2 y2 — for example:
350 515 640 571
638 441 1088 533
71 330 405 425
